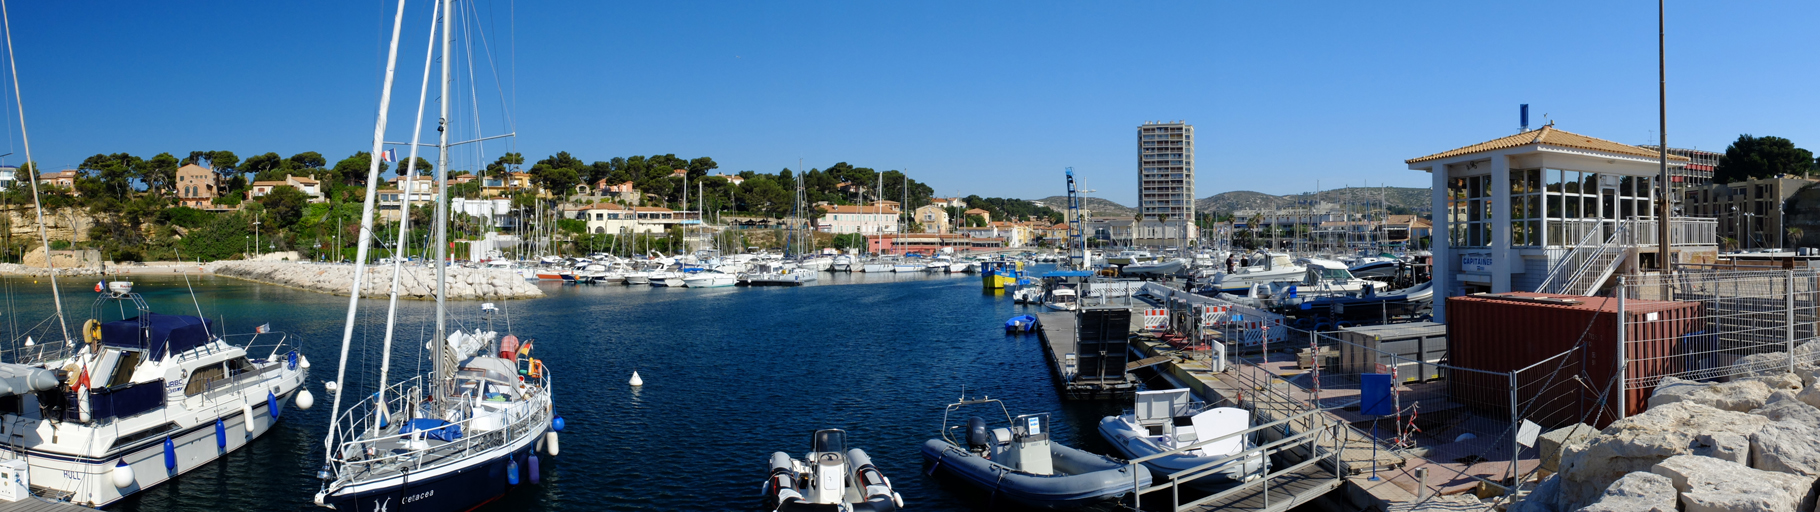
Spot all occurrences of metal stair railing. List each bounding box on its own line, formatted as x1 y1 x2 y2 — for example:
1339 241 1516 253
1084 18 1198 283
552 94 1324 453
1555 225 1631 296
1535 221 1607 294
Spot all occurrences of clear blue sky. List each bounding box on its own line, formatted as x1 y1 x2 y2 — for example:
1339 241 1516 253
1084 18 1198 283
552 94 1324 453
1 0 1814 207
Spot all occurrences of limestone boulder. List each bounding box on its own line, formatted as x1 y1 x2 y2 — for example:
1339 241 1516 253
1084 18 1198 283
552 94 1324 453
1538 423 1597 474
1647 376 1771 412
1578 471 1677 512
1691 433 1750 465
1508 474 1560 512
1555 402 1770 511
1742 372 1803 392
1752 391 1820 424
1752 421 1820 477
1649 455 1816 512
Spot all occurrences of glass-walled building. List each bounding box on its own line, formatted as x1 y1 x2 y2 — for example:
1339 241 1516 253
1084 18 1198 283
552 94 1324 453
1409 125 1717 321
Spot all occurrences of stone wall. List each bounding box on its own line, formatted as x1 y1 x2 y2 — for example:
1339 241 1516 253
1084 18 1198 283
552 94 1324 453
210 261 542 300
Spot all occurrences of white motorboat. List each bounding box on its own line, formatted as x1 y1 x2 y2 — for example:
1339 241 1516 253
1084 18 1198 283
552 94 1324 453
623 271 652 285
1122 258 1188 277
831 255 855 272
862 259 896 273
651 272 686 287
1097 389 1263 485
1105 250 1155 266
1210 252 1304 294
1044 288 1078 311
893 260 927 273
798 256 834 272
924 255 954 273
683 271 738 288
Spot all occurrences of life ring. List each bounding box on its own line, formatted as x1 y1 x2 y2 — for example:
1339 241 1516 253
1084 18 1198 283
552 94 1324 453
527 359 543 379
83 319 102 347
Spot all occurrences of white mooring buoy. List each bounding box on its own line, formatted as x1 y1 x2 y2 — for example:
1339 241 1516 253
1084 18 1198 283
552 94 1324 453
629 371 643 387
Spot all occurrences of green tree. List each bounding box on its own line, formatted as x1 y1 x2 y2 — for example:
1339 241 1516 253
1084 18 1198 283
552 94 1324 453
259 185 310 229
741 178 790 217
1716 134 1815 183
332 152 388 185
142 152 180 197
181 211 254 260
398 156 433 175
289 151 327 169
243 152 285 181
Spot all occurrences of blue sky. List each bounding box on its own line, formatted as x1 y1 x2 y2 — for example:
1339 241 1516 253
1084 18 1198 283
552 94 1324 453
1 1 1814 206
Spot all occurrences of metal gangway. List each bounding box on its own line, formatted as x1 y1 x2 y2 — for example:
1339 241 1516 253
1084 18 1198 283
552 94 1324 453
1127 408 1350 512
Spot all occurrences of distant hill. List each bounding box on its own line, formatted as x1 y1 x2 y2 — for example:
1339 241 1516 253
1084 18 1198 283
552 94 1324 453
1034 196 1137 219
1198 186 1431 215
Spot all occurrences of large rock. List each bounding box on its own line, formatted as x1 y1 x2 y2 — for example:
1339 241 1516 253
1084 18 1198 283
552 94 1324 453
1753 391 1820 424
1649 455 1816 512
1508 474 1560 512
1538 423 1597 475
1578 471 1677 512
1648 376 1771 412
1752 421 1820 477
1691 433 1750 465
1555 402 1771 511
1384 494 1486 512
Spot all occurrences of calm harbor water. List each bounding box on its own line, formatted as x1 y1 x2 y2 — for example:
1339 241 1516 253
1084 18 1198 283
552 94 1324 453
0 265 1129 511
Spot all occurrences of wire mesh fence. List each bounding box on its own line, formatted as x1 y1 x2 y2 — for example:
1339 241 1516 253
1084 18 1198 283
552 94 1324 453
1617 268 1820 392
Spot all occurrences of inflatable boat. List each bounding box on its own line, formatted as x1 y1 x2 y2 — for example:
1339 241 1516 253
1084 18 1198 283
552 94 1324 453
921 397 1150 509
1098 389 1263 487
764 429 903 512
1005 315 1038 334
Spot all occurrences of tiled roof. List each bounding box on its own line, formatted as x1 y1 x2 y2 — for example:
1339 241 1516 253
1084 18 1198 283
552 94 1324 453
820 205 895 214
1405 125 1691 164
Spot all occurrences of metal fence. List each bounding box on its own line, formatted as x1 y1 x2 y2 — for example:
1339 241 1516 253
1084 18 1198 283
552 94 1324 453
1616 269 1820 395
1218 323 1604 505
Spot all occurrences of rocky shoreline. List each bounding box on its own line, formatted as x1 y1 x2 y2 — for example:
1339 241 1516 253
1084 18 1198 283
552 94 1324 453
208 261 543 300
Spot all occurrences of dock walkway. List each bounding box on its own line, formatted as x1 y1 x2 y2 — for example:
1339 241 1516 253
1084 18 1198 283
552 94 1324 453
0 499 95 512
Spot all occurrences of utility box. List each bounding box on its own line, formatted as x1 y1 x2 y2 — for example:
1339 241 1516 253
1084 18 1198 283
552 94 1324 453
0 459 27 502
1336 322 1447 383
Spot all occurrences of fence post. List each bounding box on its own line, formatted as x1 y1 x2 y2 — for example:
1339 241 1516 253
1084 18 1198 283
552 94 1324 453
1508 371 1521 495
1615 276 1628 421
1789 270 1797 375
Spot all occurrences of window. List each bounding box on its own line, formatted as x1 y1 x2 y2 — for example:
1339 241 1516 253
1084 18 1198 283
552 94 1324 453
185 364 227 396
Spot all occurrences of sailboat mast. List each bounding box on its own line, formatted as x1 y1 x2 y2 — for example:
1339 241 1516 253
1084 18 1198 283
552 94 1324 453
0 0 70 349
325 0 410 460
377 0 442 407
433 0 453 392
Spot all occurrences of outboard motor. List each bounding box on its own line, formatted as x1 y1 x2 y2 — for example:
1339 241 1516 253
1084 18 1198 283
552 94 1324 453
965 417 991 455
848 448 904 512
764 452 802 508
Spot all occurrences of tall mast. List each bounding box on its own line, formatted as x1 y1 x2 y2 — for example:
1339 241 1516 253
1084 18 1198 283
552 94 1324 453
0 0 70 350
378 0 441 408
434 0 453 391
325 0 410 460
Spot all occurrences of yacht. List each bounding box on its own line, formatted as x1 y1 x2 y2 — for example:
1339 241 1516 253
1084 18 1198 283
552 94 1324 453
1210 252 1304 294
831 254 855 272
682 271 738 288
1105 250 1155 266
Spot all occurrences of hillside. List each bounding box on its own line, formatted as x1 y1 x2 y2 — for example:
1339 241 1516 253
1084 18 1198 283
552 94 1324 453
1198 186 1431 215
1034 196 1137 218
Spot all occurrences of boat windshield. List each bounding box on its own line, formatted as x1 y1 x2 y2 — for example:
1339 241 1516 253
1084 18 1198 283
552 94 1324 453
812 429 846 454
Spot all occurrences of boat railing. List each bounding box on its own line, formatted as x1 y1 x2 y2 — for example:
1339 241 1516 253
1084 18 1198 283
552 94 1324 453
323 373 553 490
1128 407 1348 511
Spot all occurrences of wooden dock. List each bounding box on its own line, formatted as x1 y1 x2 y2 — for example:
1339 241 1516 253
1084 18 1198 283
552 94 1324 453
1033 310 1137 400
0 498 95 512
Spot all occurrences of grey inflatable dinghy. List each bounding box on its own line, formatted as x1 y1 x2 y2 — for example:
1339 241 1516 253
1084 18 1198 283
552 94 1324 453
921 396 1150 509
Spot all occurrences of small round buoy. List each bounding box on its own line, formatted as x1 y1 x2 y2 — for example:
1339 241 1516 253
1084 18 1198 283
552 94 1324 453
215 419 227 449
296 389 315 410
162 438 177 471
528 453 541 484
111 459 134 489
545 431 560 456
242 402 256 433
324 381 338 392
629 371 643 387
552 414 565 433
299 355 311 369
506 456 520 485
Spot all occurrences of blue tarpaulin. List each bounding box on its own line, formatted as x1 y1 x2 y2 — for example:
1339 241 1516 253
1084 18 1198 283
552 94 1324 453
100 313 214 361
400 418 463 442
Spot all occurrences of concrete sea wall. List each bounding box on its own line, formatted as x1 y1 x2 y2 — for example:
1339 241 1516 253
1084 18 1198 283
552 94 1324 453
210 261 543 300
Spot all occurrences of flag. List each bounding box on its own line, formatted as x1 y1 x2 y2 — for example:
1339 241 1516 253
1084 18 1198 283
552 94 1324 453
381 149 396 163
255 323 271 334
76 366 90 392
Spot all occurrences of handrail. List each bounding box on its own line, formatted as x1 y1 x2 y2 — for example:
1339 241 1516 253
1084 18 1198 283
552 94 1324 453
1536 221 1606 293
1558 225 1626 294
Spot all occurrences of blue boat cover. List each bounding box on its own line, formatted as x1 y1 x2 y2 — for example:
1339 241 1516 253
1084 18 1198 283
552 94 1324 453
100 313 214 361
400 418 463 442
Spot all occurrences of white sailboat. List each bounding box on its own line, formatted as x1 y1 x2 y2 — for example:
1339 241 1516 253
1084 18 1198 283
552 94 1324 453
316 2 555 510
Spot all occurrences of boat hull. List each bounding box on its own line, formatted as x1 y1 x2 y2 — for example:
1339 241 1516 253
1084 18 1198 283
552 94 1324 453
920 439 1148 509
1096 417 1262 486
320 430 547 512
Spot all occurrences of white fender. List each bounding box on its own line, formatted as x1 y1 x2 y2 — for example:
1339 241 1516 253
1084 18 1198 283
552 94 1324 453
544 431 559 456
242 402 256 433
295 389 315 410
111 461 134 489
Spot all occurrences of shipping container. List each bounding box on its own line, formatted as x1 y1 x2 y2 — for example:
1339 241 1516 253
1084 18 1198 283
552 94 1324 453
1336 322 1447 382
1446 292 1699 428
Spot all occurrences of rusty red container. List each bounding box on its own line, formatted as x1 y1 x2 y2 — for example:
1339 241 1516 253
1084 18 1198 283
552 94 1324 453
1446 292 1699 428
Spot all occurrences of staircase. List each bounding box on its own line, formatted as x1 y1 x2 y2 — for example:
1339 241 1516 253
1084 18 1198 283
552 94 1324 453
1536 224 1631 296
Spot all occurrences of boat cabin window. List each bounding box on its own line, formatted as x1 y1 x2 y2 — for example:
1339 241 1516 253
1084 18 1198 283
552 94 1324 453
226 356 252 377
1317 268 1353 281
812 430 845 454
185 364 227 396
107 350 142 387
0 395 18 416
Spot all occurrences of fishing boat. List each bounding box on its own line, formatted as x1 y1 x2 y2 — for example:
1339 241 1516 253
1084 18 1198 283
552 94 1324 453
980 260 1023 289
763 429 904 512
316 3 556 510
1097 389 1262 486
921 396 1149 509
682 271 737 288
